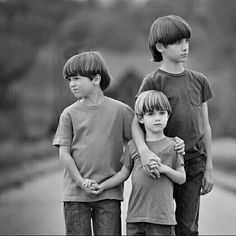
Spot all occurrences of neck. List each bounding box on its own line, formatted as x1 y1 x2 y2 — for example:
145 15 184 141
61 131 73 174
80 89 105 106
160 60 185 74
145 131 165 142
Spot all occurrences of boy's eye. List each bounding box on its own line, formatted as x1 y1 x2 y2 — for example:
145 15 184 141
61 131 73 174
159 111 167 115
146 111 154 116
174 40 181 45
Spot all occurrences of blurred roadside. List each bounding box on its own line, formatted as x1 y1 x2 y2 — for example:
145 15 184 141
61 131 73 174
0 156 61 193
0 138 235 194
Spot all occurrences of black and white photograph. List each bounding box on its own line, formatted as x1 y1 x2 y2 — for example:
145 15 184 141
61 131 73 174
0 0 236 235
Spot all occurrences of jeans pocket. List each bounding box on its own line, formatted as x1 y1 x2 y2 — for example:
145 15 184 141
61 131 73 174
187 155 206 180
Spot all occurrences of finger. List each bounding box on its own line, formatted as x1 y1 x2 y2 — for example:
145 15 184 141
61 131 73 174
143 166 156 179
91 184 100 190
83 179 89 187
151 168 160 178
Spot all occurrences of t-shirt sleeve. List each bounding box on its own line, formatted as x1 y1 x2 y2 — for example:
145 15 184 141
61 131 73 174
123 105 135 142
52 112 72 147
121 143 134 170
135 75 156 99
201 74 214 103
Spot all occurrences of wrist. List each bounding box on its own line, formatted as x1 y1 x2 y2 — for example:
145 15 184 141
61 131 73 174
77 178 85 189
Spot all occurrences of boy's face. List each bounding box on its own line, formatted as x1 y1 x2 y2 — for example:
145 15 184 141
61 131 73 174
68 74 94 99
139 110 169 135
160 38 189 63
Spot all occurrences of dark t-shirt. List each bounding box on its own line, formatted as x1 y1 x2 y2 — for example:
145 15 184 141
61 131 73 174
137 69 214 159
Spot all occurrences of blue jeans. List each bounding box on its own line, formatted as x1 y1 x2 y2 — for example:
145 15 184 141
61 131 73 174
127 222 175 236
64 199 121 236
174 155 206 236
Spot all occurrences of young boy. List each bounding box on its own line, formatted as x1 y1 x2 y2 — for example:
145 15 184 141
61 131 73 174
53 51 135 235
91 90 186 236
131 15 214 236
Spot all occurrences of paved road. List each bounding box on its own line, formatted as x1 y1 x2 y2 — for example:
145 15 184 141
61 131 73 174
0 170 236 235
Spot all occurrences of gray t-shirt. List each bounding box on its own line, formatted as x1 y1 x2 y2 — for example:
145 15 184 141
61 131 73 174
53 96 134 202
137 69 214 160
123 137 184 225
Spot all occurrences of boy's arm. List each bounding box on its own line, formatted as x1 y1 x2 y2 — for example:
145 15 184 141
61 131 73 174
90 165 131 195
201 102 214 195
100 165 131 191
131 116 160 178
59 145 97 196
150 159 186 185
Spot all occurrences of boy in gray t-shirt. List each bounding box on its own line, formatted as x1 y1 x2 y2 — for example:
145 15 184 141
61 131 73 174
91 90 186 235
53 51 134 235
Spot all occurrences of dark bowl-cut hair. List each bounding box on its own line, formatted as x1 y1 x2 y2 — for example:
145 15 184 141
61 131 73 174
63 51 111 91
149 15 191 62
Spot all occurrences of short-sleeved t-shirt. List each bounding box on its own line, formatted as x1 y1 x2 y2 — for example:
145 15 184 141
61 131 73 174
123 137 184 225
53 96 134 202
137 69 214 159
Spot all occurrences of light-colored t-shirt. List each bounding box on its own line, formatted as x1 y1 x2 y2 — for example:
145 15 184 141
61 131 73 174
53 96 134 202
123 137 184 225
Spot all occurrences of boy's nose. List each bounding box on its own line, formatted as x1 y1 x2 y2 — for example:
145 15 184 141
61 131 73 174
182 42 188 50
70 81 75 87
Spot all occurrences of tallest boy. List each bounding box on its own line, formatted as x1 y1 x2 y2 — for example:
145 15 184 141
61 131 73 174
132 15 214 235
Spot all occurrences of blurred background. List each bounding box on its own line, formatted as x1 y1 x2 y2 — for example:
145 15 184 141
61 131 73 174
0 0 236 235
0 0 236 234
0 0 236 176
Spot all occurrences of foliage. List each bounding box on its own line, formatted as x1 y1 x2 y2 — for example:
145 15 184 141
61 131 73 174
0 0 236 143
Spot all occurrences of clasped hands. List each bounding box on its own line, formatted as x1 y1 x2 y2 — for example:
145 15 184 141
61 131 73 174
81 178 103 197
140 136 185 178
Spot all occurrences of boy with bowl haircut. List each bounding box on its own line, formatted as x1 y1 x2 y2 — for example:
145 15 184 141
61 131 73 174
91 90 186 236
131 15 214 235
53 51 134 235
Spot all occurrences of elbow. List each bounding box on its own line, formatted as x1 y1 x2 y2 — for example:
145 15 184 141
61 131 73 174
178 174 186 185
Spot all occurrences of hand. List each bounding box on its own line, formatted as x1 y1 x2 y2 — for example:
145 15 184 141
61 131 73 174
201 167 214 195
83 179 100 190
150 160 168 174
139 148 161 178
89 186 104 196
82 179 100 197
174 136 185 155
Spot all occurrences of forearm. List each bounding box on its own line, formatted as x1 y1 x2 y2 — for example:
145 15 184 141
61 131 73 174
131 116 147 151
163 166 186 185
204 124 213 169
100 166 131 191
60 152 84 188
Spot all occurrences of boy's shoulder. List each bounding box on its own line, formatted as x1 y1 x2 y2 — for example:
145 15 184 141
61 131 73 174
127 139 139 157
60 101 79 116
105 96 134 111
187 69 207 81
145 68 207 81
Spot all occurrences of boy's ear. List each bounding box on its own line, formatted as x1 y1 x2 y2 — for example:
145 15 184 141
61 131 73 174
155 43 165 53
136 115 144 124
93 74 101 85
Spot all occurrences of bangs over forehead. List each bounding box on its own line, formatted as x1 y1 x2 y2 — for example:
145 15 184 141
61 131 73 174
150 15 191 46
135 90 171 117
63 51 111 90
63 51 105 78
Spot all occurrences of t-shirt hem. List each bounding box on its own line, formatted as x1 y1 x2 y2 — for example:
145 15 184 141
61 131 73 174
127 217 176 225
61 196 124 202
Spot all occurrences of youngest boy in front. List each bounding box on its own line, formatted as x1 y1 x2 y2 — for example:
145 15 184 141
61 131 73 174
91 90 186 236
